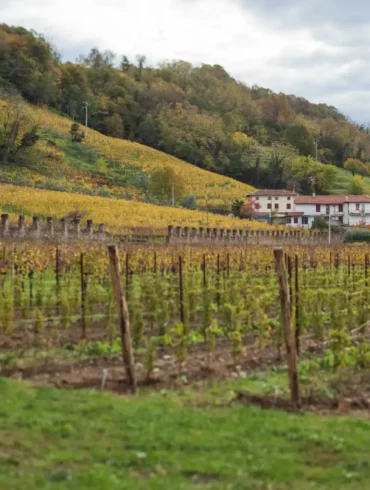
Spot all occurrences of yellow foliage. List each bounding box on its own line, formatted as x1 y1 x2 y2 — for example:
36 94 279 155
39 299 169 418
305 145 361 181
0 184 282 232
28 103 255 206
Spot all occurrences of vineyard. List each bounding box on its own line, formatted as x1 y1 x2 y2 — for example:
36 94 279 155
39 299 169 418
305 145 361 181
1 239 370 407
0 98 255 207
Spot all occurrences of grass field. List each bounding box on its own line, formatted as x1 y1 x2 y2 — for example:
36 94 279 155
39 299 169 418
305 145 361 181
332 167 370 195
1 376 370 490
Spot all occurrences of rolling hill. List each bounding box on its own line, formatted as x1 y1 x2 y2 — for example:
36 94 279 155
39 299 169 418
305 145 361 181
0 99 255 210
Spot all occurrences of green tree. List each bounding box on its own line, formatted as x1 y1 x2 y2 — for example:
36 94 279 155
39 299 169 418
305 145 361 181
348 175 365 195
70 123 85 143
148 167 185 204
344 158 368 177
231 199 245 217
0 94 39 165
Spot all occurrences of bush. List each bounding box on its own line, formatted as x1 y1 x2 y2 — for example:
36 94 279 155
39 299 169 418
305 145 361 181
311 217 328 230
181 194 197 210
97 188 111 198
345 230 370 242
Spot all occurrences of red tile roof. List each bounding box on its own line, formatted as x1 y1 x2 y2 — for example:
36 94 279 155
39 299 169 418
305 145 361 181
247 189 298 197
295 195 370 205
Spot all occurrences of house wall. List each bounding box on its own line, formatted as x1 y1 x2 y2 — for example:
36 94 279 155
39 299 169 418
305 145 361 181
345 202 370 226
254 195 294 213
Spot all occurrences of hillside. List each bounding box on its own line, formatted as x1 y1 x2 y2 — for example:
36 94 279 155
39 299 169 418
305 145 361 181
0 98 255 209
1 23 370 197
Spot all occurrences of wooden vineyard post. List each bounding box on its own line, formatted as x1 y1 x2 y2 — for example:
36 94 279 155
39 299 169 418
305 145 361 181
216 253 221 307
125 252 130 299
202 253 207 287
80 253 87 340
365 254 369 287
153 251 157 274
295 255 300 356
274 248 301 408
108 245 136 394
55 246 62 315
179 255 185 324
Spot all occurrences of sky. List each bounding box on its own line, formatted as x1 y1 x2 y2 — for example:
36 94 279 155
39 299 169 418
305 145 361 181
2 0 370 123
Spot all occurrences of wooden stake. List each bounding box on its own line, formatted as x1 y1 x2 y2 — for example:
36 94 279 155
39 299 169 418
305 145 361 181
295 255 300 356
108 245 136 394
274 248 301 408
80 253 87 340
202 254 207 287
179 255 184 323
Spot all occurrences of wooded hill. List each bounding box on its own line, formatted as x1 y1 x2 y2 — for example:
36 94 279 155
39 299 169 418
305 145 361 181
1 23 370 196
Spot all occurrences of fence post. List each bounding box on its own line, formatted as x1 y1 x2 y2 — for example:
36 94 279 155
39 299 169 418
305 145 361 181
32 216 40 238
87 220 94 239
75 218 81 239
61 218 68 239
98 223 106 241
46 217 54 238
108 245 136 394
18 215 25 237
274 247 301 408
1 214 9 236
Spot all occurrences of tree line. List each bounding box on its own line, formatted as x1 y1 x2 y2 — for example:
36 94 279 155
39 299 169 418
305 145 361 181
1 24 370 195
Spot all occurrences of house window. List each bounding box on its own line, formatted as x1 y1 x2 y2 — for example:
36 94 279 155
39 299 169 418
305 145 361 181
287 197 291 201
255 197 259 201
294 217 299 224
316 204 320 213
275 197 279 200
287 204 291 210
339 204 343 212
302 217 308 225
326 205 330 215
267 203 272 210
356 203 360 211
268 197 272 201
275 204 279 210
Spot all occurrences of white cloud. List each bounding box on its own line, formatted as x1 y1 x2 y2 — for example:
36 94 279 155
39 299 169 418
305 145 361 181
2 0 370 122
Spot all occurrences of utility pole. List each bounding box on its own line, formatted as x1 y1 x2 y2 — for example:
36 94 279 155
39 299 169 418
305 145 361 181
328 206 331 245
83 101 90 138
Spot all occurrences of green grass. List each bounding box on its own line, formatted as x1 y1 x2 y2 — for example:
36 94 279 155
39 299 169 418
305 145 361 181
332 167 370 195
1 376 370 490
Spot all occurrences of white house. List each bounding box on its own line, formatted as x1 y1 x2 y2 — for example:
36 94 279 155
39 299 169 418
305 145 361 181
245 190 370 228
246 190 297 213
294 195 370 228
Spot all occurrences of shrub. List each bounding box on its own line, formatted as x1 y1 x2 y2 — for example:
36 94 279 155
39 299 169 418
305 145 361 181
182 194 197 210
345 230 370 242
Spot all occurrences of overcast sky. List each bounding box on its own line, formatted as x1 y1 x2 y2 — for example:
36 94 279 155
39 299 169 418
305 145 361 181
2 0 370 123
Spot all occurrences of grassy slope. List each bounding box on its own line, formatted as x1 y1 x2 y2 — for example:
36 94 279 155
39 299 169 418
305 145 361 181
332 167 370 195
0 99 255 208
1 377 370 490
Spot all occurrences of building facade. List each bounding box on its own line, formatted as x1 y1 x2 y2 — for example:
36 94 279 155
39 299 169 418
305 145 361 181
246 190 370 228
246 190 297 213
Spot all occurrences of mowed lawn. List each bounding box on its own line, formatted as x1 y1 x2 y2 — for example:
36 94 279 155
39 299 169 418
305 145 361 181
1 377 370 490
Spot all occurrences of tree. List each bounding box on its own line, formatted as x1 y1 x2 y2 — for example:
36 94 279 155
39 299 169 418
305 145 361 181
148 167 185 204
231 199 245 218
344 158 368 177
181 194 197 209
283 156 336 194
240 199 261 219
0 94 39 165
348 175 365 195
69 123 85 143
